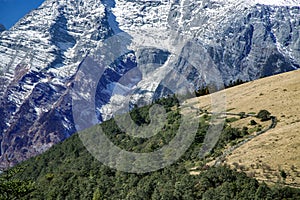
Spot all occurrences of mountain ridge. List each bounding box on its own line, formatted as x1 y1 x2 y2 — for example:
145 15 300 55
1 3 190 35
0 0 299 167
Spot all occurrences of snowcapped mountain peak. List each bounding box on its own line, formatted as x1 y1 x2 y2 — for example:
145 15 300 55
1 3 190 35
251 0 300 7
213 0 299 7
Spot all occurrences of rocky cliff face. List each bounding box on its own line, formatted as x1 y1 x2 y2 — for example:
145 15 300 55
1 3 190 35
0 0 299 167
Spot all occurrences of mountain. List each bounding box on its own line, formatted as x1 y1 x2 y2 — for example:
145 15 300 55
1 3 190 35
0 0 300 167
6 85 300 199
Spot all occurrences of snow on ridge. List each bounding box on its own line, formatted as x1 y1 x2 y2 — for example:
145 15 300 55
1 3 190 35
214 0 300 7
249 0 300 6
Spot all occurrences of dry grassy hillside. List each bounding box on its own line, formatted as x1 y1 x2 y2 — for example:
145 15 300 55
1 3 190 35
188 69 300 187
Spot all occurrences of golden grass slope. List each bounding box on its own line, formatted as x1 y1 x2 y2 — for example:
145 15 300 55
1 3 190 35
188 69 300 187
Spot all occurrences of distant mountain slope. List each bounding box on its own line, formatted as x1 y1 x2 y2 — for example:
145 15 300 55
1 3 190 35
0 0 300 167
190 69 300 187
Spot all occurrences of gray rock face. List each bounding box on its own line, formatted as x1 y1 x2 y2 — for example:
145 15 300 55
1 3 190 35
168 2 299 83
206 4 299 80
0 0 299 167
0 0 114 167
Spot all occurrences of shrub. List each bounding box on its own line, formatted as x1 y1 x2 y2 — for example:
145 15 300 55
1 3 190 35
226 117 239 123
239 112 246 119
242 127 249 136
280 170 287 180
257 110 271 121
250 120 257 125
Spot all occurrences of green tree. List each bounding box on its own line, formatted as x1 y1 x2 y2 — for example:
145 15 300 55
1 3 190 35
255 182 271 200
92 188 102 200
0 167 35 200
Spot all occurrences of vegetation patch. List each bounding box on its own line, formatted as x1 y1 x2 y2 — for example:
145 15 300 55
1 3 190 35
2 98 298 199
